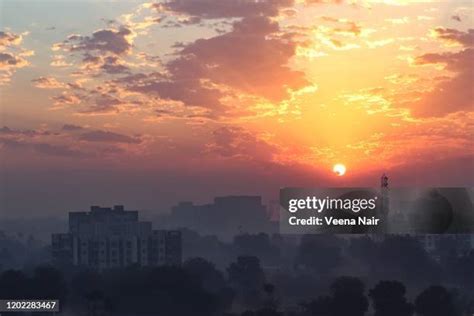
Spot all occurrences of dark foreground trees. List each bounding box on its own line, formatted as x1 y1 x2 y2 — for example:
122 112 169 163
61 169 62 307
415 286 458 316
0 264 225 316
0 266 67 300
0 263 470 316
304 277 368 316
228 256 266 308
303 277 465 316
369 281 414 316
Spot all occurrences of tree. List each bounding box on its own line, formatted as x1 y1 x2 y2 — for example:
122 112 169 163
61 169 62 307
415 286 458 316
0 270 29 299
262 283 278 309
369 281 413 316
228 256 265 308
330 277 368 316
184 257 234 312
255 308 283 316
234 233 279 264
303 295 332 316
241 308 282 316
183 257 226 293
90 266 219 316
31 265 67 300
303 277 368 316
295 235 342 274
376 236 440 283
450 250 474 289
347 236 378 270
85 290 112 316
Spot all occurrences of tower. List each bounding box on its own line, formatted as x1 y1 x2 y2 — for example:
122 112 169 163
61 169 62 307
380 173 390 230
381 173 389 218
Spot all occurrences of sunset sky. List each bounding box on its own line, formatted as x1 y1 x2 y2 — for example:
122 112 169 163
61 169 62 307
1 0 473 217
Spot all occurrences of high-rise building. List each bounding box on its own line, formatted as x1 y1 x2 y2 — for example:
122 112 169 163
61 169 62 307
52 205 181 270
168 196 273 240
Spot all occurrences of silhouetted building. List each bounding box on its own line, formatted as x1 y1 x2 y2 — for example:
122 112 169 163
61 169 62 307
169 196 274 240
418 234 474 259
52 205 181 270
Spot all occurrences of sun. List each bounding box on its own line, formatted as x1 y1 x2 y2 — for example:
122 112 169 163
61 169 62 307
333 163 346 176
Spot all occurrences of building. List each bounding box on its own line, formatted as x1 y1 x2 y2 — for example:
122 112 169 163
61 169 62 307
168 196 275 240
417 234 474 260
52 205 181 270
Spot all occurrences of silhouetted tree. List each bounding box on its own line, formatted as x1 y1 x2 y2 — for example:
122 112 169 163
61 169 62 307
369 281 414 316
330 277 368 316
85 290 111 316
0 270 29 298
184 257 226 292
95 266 219 316
70 269 103 298
295 235 342 274
415 286 458 316
304 295 332 316
234 233 279 264
31 265 67 300
263 283 278 309
303 277 368 316
347 236 378 271
449 250 474 289
452 290 474 316
376 236 440 283
184 257 234 311
255 308 283 316
241 308 282 316
228 256 265 308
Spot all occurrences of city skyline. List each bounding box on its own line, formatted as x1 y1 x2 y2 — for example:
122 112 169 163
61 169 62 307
1 0 473 217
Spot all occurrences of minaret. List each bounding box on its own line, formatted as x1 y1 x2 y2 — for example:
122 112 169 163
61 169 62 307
380 173 389 219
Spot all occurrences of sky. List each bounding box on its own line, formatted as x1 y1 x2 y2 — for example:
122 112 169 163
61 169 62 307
0 0 473 217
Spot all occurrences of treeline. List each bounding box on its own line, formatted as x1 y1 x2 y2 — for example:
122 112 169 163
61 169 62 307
0 255 473 316
183 232 474 290
1 232 473 315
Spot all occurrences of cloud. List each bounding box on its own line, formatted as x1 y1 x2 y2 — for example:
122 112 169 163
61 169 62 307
0 31 22 48
0 31 32 85
413 33 473 117
0 127 85 158
416 49 473 71
48 26 141 113
62 26 133 55
155 0 294 20
79 130 142 144
52 26 134 79
0 126 54 137
305 0 344 3
32 142 85 157
124 74 225 109
0 52 27 67
0 125 143 159
433 27 474 47
0 137 92 158
81 54 130 75
451 15 461 22
50 3 309 119
62 124 84 131
51 93 81 109
100 56 130 74
125 16 308 112
77 94 127 115
331 21 362 36
205 126 277 162
32 76 66 89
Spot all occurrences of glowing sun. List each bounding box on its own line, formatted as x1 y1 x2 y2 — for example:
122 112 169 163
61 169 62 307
333 163 346 176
